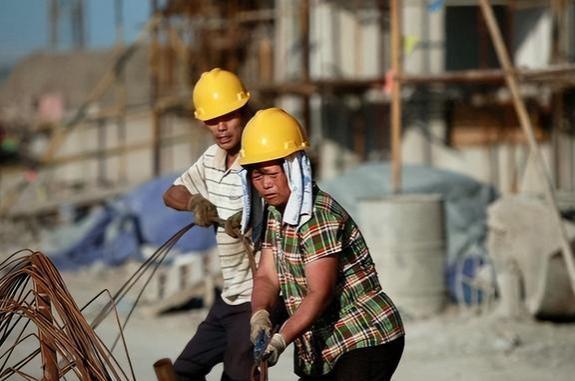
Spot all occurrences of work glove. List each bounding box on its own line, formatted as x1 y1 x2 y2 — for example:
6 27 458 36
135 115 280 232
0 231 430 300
263 333 287 367
186 194 218 227
250 309 272 344
224 211 242 238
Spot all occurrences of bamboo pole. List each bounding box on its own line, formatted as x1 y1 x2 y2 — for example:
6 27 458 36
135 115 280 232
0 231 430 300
150 0 161 177
478 0 575 295
300 0 311 136
400 64 575 85
390 0 403 193
115 0 128 183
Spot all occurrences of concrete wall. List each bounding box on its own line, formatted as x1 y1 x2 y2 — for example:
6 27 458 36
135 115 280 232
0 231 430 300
310 1 382 78
513 7 551 69
274 0 385 181
273 1 566 192
274 0 384 81
49 113 211 185
401 4 564 194
403 1 445 75
0 111 213 214
402 123 554 194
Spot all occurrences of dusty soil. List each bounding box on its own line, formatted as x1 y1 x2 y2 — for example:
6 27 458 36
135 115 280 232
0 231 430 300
0 243 573 381
59 265 575 381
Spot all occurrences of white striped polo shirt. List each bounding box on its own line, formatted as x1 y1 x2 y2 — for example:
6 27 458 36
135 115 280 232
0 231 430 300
174 144 252 305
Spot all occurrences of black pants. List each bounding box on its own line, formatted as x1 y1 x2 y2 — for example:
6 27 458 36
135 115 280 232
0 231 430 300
299 336 405 381
173 295 253 381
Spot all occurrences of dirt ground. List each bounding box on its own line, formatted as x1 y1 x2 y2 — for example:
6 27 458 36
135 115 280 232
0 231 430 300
1 225 574 381
49 264 575 381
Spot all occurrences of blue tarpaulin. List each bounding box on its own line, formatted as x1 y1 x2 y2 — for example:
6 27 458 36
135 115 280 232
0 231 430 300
45 174 216 271
122 174 216 252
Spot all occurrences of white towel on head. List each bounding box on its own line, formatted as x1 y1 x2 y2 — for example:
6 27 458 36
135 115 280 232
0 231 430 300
240 151 313 238
240 169 250 234
239 169 264 243
282 151 313 228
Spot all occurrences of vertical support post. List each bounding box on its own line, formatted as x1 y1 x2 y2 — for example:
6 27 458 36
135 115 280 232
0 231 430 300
72 0 85 50
150 0 161 177
114 0 127 184
300 0 311 135
115 0 124 45
259 36 273 82
97 119 106 186
390 0 403 193
226 0 240 71
49 0 59 50
31 255 58 381
478 0 575 295
552 91 564 189
550 0 566 189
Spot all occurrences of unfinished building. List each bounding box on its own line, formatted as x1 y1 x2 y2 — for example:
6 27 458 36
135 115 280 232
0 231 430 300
0 0 574 218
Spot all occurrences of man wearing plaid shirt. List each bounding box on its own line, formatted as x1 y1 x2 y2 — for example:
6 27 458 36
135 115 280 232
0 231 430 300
239 108 405 381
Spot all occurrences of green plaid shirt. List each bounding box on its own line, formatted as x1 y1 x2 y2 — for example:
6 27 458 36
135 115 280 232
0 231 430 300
262 185 404 376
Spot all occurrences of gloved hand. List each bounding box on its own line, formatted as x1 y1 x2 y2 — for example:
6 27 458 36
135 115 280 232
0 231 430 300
250 309 271 344
186 194 218 227
263 333 287 366
224 211 242 238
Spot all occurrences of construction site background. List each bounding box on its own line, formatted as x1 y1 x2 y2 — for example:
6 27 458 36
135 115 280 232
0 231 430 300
1 1 575 380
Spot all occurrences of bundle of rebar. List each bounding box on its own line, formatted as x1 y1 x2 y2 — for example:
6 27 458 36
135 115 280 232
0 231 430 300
0 222 195 380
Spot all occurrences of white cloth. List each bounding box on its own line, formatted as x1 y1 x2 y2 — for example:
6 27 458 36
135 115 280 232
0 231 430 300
240 151 313 236
240 168 265 244
281 151 313 228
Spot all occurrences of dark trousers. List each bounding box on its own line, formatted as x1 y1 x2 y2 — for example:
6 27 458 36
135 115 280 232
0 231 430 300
173 295 253 381
299 336 405 381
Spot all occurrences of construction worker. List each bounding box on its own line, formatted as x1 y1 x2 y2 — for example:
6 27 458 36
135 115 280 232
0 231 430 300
163 68 255 381
240 108 405 381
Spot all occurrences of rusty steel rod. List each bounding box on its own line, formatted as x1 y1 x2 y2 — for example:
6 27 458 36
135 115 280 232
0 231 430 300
31 255 58 381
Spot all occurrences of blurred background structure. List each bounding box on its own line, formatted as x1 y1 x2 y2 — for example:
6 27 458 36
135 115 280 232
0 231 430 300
1 0 575 310
1 1 575 380
0 0 574 213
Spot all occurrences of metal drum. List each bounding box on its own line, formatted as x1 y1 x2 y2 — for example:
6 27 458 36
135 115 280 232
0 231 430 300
359 194 446 319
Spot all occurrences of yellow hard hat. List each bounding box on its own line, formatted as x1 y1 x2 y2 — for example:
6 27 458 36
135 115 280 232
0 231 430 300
192 68 251 121
239 108 309 166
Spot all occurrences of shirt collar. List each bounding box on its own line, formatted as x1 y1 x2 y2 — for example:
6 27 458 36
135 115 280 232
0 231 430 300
267 205 282 220
214 145 242 174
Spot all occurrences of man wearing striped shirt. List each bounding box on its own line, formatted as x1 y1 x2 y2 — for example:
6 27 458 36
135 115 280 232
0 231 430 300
163 68 254 381
242 109 405 381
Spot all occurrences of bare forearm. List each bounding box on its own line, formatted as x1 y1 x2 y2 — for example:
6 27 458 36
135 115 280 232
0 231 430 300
279 256 338 344
252 275 279 313
279 289 333 344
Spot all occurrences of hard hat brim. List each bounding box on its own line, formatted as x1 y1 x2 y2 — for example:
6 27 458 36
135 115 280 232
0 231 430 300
239 143 309 167
194 95 250 122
